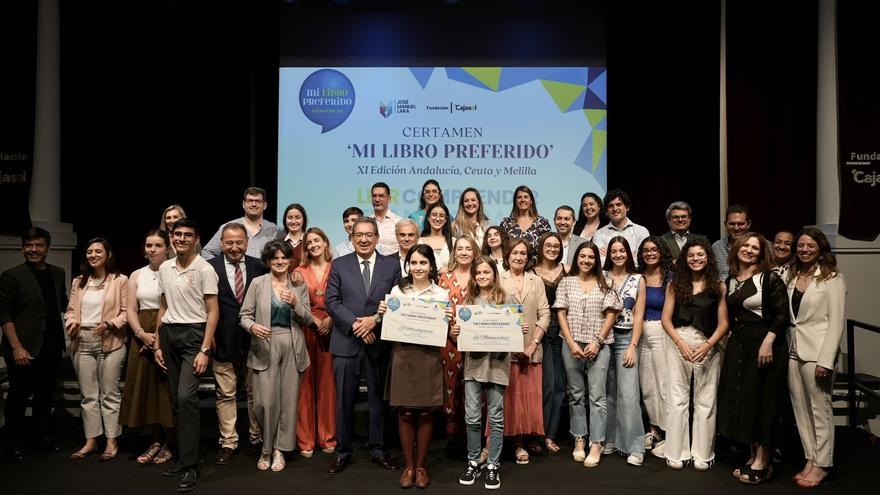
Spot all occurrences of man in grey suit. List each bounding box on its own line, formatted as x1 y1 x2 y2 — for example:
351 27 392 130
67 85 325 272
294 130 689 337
0 227 67 462
660 201 709 259
554 205 586 267
325 217 401 475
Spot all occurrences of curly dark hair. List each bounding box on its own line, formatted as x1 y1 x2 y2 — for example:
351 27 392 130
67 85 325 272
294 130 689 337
670 238 721 303
637 236 673 284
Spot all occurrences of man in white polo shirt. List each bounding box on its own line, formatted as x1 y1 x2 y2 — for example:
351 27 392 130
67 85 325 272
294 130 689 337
154 218 220 493
369 182 402 256
592 188 650 265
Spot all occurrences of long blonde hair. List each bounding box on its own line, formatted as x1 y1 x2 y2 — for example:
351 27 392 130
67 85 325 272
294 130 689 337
465 256 507 305
452 187 489 240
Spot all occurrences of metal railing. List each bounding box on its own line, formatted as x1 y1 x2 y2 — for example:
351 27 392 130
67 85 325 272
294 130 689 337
846 319 880 428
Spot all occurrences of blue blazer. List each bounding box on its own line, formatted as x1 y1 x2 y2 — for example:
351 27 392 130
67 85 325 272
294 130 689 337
326 251 401 358
208 254 267 362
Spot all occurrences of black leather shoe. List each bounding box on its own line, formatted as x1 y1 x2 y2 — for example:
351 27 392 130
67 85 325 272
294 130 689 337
371 454 399 471
214 447 235 465
327 456 350 475
177 468 199 493
163 463 185 477
5 445 25 463
246 441 262 455
36 436 62 454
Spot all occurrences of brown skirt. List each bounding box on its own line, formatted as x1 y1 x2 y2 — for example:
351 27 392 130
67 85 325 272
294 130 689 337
385 342 443 408
119 310 174 428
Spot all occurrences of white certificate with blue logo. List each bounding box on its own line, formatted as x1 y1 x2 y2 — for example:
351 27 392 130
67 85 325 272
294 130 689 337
456 304 524 353
381 294 450 347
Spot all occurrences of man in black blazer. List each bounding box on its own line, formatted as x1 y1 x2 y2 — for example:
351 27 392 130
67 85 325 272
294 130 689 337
325 217 401 475
207 223 267 464
0 227 68 462
660 201 709 259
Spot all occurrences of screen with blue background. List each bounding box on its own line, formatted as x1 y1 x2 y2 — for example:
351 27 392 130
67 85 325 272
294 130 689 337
278 67 606 245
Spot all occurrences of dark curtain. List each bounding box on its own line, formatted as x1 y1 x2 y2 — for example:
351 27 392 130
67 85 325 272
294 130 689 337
0 1 37 234
607 2 721 240
726 0 817 239
837 1 880 241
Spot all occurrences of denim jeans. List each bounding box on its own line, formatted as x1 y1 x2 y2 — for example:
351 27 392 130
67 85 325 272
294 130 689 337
542 317 567 440
464 379 505 466
561 343 610 443
605 328 645 454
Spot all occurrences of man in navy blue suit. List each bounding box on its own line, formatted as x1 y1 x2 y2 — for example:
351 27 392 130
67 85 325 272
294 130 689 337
326 217 401 475
206 223 267 464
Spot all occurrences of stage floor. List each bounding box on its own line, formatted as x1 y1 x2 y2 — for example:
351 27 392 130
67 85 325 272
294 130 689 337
1 413 876 495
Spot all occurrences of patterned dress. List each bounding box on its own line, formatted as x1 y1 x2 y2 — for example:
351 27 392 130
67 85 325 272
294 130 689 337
500 216 552 251
439 270 468 438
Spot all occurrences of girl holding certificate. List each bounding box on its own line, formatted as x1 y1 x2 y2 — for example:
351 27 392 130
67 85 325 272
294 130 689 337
379 244 452 489
451 255 523 490
555 242 621 467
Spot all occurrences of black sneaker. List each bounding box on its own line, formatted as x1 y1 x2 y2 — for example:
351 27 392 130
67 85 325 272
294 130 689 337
484 464 501 490
459 461 482 485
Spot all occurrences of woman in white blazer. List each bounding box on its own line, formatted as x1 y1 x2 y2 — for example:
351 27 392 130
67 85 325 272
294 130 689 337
785 228 846 488
240 240 314 472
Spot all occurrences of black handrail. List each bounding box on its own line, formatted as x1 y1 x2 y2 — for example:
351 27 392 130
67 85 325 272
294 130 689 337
846 319 880 428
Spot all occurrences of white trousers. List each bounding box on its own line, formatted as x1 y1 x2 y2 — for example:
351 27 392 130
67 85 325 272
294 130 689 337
663 326 722 463
639 320 669 430
788 359 835 468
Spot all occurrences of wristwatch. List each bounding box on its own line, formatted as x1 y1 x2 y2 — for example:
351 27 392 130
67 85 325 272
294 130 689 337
533 338 541 345
199 346 212 356
374 314 382 324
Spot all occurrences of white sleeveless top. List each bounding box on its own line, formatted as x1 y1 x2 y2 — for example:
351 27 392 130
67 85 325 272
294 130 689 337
134 266 161 310
80 289 105 327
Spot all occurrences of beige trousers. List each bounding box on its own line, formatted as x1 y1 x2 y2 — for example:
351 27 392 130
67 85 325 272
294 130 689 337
788 359 835 468
213 359 261 449
73 329 126 439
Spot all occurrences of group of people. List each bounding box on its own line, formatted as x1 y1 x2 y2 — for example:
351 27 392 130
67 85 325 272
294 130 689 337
0 182 846 492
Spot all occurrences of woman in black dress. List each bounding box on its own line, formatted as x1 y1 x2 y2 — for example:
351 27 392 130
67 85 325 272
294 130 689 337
718 233 789 484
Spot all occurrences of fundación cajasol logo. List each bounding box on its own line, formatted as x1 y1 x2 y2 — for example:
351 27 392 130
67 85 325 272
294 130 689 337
299 69 355 133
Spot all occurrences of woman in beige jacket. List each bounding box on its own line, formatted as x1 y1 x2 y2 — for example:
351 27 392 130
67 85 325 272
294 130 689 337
64 238 128 461
499 238 550 464
786 228 846 488
239 240 314 472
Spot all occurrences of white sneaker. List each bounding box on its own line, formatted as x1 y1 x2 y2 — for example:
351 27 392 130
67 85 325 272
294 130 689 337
572 437 586 462
626 453 644 466
626 452 645 466
651 440 667 459
666 459 684 470
602 442 616 455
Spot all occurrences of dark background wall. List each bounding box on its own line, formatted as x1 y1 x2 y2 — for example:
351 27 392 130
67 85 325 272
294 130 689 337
15 0 817 275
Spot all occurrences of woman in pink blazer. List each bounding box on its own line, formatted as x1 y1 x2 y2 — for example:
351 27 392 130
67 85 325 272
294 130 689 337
65 238 128 461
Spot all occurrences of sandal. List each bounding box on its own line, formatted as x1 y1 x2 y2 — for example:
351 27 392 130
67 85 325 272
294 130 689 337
257 453 271 471
153 445 172 464
545 438 561 453
138 443 162 465
739 465 771 485
271 450 286 472
514 445 530 465
69 449 95 461
100 448 118 462
732 461 753 478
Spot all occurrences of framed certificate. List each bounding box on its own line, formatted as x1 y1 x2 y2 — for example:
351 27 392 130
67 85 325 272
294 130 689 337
456 304 524 353
380 294 450 347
